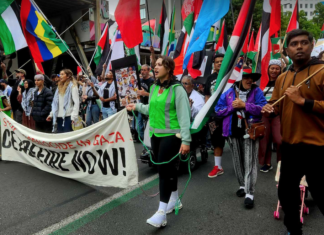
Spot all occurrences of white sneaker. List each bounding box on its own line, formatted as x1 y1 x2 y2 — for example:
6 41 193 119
166 199 183 214
146 210 167 228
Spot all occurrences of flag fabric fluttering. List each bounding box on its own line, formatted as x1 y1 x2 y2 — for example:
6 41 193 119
94 22 109 67
241 23 251 55
214 19 228 54
35 61 44 74
157 0 169 56
223 57 244 93
247 30 255 60
77 66 82 76
125 45 141 70
321 23 324 37
106 29 125 72
286 0 299 33
259 0 271 90
20 0 69 62
142 19 156 34
115 0 143 49
0 0 27 55
271 37 284 59
269 0 281 37
183 0 230 69
168 4 176 56
190 0 257 133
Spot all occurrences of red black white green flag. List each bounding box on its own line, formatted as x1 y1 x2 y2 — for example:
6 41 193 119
94 22 110 75
157 0 169 55
191 0 257 133
214 19 228 54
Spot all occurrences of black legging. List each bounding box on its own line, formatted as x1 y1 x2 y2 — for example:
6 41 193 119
151 135 181 203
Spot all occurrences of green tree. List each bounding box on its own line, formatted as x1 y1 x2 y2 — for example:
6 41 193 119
299 10 321 40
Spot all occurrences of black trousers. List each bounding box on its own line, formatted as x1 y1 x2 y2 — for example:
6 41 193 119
278 142 324 235
35 121 52 133
151 135 181 203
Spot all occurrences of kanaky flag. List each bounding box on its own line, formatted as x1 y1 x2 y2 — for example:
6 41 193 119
115 0 143 48
269 0 281 37
215 19 228 54
191 0 257 133
287 0 299 33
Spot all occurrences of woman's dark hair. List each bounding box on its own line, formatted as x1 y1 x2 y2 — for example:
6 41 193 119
51 74 57 79
286 29 313 46
158 56 175 78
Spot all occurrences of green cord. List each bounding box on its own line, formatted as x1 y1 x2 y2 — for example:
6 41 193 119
131 110 192 215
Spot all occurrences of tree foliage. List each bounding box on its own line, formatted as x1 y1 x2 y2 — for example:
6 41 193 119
223 1 323 40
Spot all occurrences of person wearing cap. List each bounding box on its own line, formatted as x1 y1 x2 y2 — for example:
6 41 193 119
31 74 53 133
258 59 282 173
205 53 227 179
17 80 36 129
0 79 12 97
8 68 30 124
215 72 267 209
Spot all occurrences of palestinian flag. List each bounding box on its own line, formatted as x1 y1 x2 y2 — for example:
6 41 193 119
286 0 299 33
157 0 169 55
260 0 271 90
269 0 281 37
125 45 141 70
214 19 228 54
0 0 27 55
322 23 324 34
174 26 188 80
94 22 110 75
247 30 255 59
223 56 244 92
254 23 262 73
142 19 156 34
168 4 176 56
241 22 251 55
191 0 257 133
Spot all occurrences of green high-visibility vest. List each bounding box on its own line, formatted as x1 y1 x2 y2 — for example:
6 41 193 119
0 96 11 118
149 84 181 136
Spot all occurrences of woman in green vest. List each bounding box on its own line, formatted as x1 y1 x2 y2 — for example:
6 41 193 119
127 56 191 228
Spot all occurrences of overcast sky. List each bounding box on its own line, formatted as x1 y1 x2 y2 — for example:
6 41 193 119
108 0 119 15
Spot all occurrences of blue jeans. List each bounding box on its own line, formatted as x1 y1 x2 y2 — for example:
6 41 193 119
86 104 100 126
137 112 145 140
102 107 117 119
57 116 73 133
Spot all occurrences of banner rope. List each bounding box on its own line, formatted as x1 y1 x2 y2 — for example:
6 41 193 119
131 110 192 215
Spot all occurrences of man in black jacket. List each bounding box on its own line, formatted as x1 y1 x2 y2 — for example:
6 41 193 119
31 74 53 133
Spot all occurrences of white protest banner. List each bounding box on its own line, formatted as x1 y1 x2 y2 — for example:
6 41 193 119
0 109 138 188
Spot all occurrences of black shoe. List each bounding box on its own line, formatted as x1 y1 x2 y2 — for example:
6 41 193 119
244 197 254 209
236 189 246 197
260 164 273 173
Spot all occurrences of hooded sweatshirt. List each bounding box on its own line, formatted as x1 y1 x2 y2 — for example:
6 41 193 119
270 57 324 146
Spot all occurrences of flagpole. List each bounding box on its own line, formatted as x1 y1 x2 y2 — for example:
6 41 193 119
145 0 152 46
6 59 32 79
59 10 89 37
88 46 98 66
30 0 87 75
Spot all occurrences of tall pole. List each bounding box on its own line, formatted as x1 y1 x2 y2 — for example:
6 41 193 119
146 0 152 46
95 0 102 45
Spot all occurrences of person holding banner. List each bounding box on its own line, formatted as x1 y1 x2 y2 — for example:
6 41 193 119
17 80 35 130
47 69 79 133
127 56 191 228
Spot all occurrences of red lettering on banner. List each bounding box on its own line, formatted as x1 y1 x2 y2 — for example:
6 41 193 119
67 142 75 149
115 132 125 143
100 135 109 145
58 143 68 150
93 135 100 146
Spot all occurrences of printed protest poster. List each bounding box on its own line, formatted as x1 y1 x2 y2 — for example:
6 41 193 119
0 109 138 188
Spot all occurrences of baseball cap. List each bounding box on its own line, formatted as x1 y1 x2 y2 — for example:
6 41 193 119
15 68 26 75
0 79 8 84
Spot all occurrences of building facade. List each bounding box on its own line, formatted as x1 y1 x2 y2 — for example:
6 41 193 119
281 0 324 20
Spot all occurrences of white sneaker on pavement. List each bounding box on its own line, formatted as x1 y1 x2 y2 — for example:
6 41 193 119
166 199 183 214
146 210 167 228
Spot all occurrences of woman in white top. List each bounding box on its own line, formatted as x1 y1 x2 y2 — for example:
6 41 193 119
47 69 79 133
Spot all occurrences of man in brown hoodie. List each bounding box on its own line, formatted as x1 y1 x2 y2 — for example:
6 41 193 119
262 29 324 235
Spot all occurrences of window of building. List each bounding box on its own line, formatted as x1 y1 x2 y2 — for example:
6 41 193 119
310 11 313 16
310 4 313 8
140 0 145 5
140 8 146 19
300 4 302 9
305 11 308 16
284 4 287 9
305 4 308 8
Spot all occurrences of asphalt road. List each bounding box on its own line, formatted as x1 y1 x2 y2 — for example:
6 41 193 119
0 143 322 235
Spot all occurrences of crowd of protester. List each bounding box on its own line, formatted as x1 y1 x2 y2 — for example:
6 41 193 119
0 29 323 234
